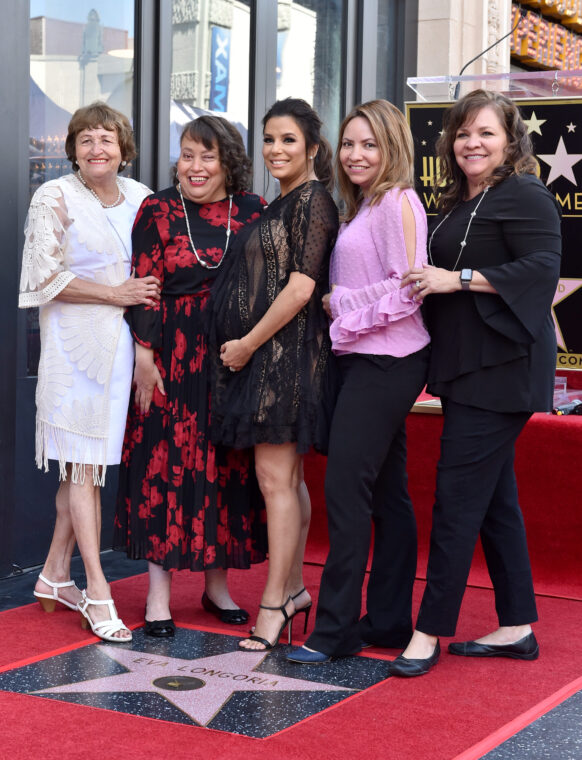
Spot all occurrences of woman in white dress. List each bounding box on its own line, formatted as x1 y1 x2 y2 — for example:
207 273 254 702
19 102 160 642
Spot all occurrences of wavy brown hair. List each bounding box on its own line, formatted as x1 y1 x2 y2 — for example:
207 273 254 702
435 89 538 213
180 115 252 194
65 101 136 172
336 100 415 222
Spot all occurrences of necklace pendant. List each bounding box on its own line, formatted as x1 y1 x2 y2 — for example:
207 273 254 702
177 184 233 270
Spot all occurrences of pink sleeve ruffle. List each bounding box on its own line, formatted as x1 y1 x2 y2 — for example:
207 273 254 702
329 283 419 345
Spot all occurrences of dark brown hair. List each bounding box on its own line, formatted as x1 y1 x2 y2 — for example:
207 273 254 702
435 89 538 212
336 99 415 222
65 101 136 172
262 98 334 191
179 115 252 194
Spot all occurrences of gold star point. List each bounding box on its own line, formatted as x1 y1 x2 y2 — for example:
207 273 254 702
523 111 546 135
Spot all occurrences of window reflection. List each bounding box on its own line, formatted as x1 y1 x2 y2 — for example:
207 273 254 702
27 1 135 376
276 1 344 149
30 2 135 196
170 0 251 168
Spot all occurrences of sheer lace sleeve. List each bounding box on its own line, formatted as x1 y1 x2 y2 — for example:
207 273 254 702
290 182 338 281
124 197 165 349
19 183 75 308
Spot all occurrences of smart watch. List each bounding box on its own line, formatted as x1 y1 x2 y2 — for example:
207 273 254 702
460 268 473 291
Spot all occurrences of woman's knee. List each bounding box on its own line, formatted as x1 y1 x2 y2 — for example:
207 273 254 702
255 449 300 500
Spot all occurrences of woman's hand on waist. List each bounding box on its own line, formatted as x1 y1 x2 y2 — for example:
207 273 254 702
401 264 460 300
112 270 161 307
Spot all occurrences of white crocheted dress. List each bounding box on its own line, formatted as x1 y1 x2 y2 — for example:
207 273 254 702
19 173 151 484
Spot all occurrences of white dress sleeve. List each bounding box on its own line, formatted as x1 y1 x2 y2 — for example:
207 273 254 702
19 182 76 308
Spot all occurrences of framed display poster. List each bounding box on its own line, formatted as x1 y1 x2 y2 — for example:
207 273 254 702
407 98 582 371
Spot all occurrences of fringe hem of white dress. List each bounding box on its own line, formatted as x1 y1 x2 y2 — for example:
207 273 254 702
35 418 108 486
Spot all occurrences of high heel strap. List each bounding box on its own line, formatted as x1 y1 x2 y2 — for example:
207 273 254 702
291 587 306 601
34 573 80 611
38 573 77 590
239 597 293 651
78 591 132 643
258 595 292 624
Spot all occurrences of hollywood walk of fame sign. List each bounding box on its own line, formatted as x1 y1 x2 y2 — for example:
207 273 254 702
0 629 391 738
407 99 582 371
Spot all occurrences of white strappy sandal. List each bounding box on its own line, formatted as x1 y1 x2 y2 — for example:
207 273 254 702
33 573 81 612
78 591 132 643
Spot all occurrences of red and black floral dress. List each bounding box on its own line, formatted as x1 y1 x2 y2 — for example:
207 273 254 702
113 186 268 571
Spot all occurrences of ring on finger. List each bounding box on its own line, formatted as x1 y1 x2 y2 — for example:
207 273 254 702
229 367 236 373
415 280 421 288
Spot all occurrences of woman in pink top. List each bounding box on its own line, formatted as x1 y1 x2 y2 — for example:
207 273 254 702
288 100 430 664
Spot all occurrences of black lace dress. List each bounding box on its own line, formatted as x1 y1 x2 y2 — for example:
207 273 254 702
211 180 339 453
113 187 268 571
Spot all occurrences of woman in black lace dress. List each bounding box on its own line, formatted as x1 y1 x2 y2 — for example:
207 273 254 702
212 99 339 651
114 117 267 636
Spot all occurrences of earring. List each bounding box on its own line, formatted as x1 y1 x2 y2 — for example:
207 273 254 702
121 160 127 167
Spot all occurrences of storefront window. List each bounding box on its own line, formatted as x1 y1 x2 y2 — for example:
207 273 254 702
27 1 135 375
276 0 344 147
170 0 251 171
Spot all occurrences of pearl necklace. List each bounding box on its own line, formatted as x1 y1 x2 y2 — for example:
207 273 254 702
428 186 489 270
177 183 233 269
77 171 122 208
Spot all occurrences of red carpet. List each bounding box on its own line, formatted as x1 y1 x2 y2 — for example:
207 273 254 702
305 412 582 600
1 411 580 758
1 564 581 760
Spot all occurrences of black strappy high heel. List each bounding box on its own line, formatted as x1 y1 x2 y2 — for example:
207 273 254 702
290 587 312 635
238 596 293 651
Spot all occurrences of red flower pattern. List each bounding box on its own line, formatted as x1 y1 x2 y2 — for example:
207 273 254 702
114 189 268 571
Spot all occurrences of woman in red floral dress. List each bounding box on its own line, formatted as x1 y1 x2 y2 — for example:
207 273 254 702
114 117 267 636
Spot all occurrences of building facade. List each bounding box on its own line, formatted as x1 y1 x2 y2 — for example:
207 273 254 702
1 0 420 576
6 0 575 577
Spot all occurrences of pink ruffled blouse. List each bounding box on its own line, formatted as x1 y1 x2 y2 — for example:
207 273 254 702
329 187 430 357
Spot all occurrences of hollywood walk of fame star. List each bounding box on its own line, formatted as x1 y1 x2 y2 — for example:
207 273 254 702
552 278 582 351
33 645 353 726
523 111 546 135
537 137 582 186
567 122 576 133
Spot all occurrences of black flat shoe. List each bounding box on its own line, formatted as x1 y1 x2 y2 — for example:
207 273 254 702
448 632 539 660
144 618 175 638
389 640 441 678
202 592 249 625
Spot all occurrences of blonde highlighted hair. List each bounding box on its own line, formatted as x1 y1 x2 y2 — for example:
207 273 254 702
336 99 415 222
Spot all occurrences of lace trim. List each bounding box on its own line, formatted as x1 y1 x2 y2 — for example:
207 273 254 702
19 271 76 308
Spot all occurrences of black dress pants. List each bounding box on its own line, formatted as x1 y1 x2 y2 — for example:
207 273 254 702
306 347 429 656
416 399 538 637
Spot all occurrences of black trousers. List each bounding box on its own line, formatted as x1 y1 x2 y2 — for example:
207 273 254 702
416 399 538 637
306 347 429 656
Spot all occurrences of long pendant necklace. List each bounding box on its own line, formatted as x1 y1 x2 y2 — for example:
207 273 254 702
177 183 233 270
428 185 489 270
77 170 122 208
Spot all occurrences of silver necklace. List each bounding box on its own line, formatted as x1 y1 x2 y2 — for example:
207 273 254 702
177 183 233 269
77 170 122 208
428 186 489 270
